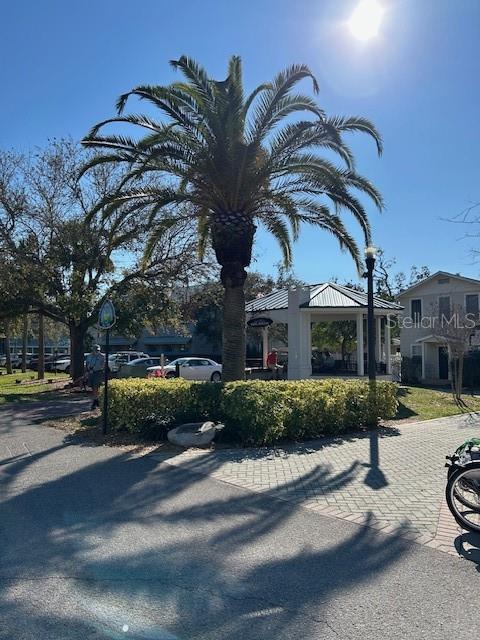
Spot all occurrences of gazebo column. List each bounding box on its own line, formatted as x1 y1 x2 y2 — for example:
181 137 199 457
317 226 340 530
376 316 383 363
356 312 364 376
262 326 269 368
287 287 312 380
385 315 392 374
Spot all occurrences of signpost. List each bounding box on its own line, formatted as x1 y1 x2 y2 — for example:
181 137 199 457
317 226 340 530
247 317 273 367
98 300 116 435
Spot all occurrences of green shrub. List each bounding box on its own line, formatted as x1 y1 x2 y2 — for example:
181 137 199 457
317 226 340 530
221 381 289 445
105 378 193 434
104 378 399 446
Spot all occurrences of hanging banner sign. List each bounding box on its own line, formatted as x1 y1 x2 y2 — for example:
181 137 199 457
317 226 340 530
247 317 273 328
98 300 116 330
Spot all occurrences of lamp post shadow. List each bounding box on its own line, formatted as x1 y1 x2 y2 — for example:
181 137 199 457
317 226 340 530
364 428 389 490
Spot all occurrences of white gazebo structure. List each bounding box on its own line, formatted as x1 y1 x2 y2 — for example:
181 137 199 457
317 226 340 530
246 283 403 380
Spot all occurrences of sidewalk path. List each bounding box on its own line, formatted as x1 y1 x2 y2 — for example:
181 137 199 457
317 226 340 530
151 412 480 553
1 399 480 639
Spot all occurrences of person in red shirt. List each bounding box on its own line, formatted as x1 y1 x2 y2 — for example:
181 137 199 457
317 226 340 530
266 348 283 378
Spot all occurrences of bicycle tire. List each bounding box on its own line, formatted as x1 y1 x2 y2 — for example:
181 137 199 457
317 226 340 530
445 462 480 534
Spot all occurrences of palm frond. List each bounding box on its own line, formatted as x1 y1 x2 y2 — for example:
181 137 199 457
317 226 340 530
77 152 136 178
249 93 325 143
243 83 272 118
339 171 384 210
268 121 355 170
87 114 172 138
169 56 214 105
82 134 144 154
295 201 362 271
115 85 195 129
142 215 184 268
259 213 293 267
326 116 383 156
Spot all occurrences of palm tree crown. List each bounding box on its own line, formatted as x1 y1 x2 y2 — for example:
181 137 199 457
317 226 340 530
82 55 383 380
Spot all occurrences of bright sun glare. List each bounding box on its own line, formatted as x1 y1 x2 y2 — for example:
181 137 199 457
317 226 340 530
348 0 384 41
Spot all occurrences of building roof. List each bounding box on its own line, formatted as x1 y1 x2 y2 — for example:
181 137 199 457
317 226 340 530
246 282 403 312
142 335 190 345
397 271 480 298
414 335 445 344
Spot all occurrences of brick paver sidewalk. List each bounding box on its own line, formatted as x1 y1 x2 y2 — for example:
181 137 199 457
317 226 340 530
151 412 480 555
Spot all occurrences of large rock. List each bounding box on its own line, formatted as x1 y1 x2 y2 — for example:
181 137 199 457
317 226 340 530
167 421 225 448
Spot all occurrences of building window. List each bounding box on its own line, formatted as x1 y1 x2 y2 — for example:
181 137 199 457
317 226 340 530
438 277 450 285
439 296 451 319
466 294 479 316
411 299 422 324
411 345 422 357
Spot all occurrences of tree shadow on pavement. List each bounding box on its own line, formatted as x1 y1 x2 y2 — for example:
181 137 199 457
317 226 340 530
0 433 411 639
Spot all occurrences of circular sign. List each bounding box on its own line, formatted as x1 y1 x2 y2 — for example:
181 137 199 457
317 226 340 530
247 316 273 328
99 300 116 330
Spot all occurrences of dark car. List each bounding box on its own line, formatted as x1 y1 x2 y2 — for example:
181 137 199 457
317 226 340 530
29 356 57 371
118 357 167 378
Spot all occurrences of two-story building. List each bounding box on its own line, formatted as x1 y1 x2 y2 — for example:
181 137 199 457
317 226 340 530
397 271 480 383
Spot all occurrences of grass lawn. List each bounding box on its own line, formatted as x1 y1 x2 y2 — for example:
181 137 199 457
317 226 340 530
394 385 480 423
0 369 70 405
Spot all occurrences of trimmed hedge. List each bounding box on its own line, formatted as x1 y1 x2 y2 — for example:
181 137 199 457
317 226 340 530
103 378 398 446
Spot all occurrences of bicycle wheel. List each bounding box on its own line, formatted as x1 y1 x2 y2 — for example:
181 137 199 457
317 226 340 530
445 462 480 534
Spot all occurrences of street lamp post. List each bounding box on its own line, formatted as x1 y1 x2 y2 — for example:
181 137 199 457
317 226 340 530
364 245 377 382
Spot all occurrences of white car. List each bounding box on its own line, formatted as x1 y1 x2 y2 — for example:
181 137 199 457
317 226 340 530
51 357 72 373
147 357 222 382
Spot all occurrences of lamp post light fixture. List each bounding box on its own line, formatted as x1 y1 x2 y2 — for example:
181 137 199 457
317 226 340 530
364 245 378 381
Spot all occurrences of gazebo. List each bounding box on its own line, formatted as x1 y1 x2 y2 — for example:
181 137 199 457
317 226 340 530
245 283 403 380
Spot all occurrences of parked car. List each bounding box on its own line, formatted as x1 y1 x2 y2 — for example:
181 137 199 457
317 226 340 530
147 357 222 382
108 351 150 373
0 354 23 368
118 357 168 378
30 356 57 371
49 357 72 373
50 353 100 376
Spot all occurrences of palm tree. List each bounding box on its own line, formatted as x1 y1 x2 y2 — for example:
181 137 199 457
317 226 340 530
82 56 383 381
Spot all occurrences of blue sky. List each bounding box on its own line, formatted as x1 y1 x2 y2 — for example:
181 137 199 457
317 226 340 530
1 0 479 285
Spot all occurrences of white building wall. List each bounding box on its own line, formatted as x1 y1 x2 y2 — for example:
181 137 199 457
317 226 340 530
398 274 480 380
287 287 312 380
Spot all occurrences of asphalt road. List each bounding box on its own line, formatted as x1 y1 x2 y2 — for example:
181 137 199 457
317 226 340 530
1 398 479 640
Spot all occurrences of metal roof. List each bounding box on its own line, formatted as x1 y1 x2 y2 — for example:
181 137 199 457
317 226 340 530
245 288 290 312
246 282 403 312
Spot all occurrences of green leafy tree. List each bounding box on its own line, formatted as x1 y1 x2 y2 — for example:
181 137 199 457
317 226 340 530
83 55 383 380
186 271 278 355
312 320 356 365
0 140 209 380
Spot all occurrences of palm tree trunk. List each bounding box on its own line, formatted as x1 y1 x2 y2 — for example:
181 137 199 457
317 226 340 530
212 214 255 382
222 276 246 381
21 314 28 373
4 320 12 375
38 313 45 381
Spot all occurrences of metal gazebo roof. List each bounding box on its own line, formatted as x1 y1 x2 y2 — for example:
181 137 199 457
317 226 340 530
245 282 403 313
